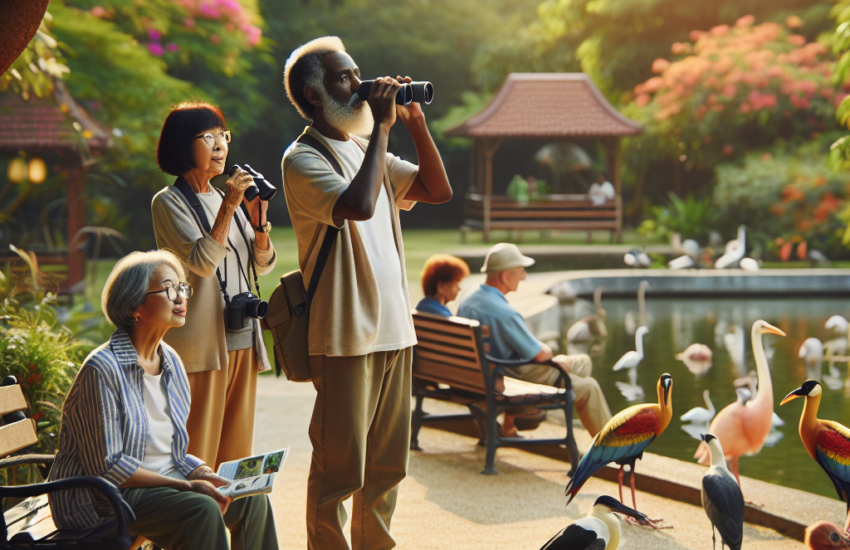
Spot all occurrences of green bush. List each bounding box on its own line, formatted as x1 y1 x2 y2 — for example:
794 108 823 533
638 192 716 242
713 148 850 258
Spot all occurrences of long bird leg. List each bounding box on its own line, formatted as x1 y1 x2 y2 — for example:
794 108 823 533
618 465 625 504
731 457 763 507
712 525 716 550
621 464 671 529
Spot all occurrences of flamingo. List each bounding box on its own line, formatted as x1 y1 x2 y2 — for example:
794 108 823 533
676 343 712 362
735 378 784 428
565 374 673 526
540 496 650 549
782 380 850 534
681 390 716 424
714 226 746 269
567 288 607 342
694 320 786 487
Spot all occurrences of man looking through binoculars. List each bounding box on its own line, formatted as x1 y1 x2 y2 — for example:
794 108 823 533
282 36 452 550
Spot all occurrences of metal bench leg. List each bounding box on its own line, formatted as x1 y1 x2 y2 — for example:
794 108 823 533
410 393 426 451
468 403 488 447
563 389 580 477
481 404 499 475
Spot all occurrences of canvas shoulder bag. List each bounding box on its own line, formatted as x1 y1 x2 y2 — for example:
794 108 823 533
267 134 343 381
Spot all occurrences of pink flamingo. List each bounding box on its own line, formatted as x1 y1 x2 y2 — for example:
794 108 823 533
694 320 786 486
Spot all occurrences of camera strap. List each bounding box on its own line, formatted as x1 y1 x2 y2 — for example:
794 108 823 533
294 133 344 305
173 177 235 305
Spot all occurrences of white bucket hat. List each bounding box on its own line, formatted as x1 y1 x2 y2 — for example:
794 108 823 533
480 243 535 273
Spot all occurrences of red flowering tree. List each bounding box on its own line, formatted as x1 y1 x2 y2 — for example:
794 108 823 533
629 15 848 166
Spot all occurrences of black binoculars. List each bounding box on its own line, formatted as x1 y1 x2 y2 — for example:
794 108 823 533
356 80 434 106
228 164 277 202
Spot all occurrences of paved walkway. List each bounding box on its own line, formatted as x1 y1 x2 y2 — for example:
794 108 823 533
256 375 805 549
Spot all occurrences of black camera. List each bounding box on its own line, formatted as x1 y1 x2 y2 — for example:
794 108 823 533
228 164 277 202
226 291 269 331
356 80 434 106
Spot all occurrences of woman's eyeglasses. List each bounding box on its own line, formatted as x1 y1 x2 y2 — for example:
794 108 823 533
194 130 231 148
146 281 193 302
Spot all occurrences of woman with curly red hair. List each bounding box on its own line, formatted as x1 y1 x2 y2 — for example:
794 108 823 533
416 254 471 316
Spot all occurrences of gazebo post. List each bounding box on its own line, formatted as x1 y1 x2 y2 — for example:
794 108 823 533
66 163 86 291
605 137 623 243
482 138 503 243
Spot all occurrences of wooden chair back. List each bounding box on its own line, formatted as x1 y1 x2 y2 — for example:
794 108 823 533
411 312 495 394
0 385 38 457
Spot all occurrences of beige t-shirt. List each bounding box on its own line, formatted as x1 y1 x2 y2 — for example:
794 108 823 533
282 127 419 356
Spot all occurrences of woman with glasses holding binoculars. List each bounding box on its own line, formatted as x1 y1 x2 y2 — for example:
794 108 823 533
151 101 277 472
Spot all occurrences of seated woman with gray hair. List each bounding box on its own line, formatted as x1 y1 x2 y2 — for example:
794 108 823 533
48 250 278 550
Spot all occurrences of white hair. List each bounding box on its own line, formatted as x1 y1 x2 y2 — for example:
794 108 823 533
283 36 346 120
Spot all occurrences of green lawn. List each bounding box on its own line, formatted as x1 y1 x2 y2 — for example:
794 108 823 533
85 227 653 306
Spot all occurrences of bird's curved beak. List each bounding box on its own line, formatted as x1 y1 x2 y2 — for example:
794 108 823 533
660 374 672 404
762 322 786 337
606 500 651 525
780 387 805 406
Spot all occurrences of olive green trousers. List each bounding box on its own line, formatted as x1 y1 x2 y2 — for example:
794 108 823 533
306 347 412 550
122 484 278 550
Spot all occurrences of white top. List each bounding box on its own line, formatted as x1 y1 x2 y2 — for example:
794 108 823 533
322 137 417 352
589 181 615 205
141 371 177 476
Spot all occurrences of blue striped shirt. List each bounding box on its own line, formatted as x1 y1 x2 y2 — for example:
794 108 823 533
48 330 204 530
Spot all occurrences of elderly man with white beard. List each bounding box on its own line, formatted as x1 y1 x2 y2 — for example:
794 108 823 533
281 36 452 550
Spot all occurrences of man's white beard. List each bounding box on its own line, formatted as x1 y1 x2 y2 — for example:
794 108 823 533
318 87 374 138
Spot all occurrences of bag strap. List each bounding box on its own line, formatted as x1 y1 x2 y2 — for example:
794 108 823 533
294 132 343 313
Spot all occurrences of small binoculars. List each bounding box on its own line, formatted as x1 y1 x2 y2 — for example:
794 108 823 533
228 164 277 202
356 80 434 106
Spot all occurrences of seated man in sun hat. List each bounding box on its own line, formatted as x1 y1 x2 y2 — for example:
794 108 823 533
457 243 612 436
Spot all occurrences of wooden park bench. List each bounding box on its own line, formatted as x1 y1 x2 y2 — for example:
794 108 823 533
0 378 146 550
460 193 622 243
410 311 580 475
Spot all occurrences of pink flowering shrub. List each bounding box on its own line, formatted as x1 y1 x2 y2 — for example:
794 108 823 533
629 16 847 165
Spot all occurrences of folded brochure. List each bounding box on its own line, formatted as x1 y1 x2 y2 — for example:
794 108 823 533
216 447 289 500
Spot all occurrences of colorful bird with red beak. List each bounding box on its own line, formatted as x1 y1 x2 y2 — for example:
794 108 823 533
565 373 673 527
782 380 850 535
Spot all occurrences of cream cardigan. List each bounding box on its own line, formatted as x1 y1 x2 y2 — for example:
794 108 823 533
151 185 276 373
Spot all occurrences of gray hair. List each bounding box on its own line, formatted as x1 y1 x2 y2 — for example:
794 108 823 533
283 36 346 121
101 250 186 333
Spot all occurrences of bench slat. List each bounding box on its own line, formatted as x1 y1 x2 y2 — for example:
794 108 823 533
413 317 479 338
487 220 617 230
414 349 481 371
413 360 487 393
414 339 479 360
487 210 616 220
0 385 28 416
414 330 478 351
0 419 39 457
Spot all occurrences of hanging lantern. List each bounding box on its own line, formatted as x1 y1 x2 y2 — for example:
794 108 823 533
7 157 26 183
28 157 47 184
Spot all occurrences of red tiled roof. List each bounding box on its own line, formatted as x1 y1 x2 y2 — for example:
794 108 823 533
444 73 643 139
0 83 110 151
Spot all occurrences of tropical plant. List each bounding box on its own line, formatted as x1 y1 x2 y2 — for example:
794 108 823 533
638 192 716 242
0 247 85 485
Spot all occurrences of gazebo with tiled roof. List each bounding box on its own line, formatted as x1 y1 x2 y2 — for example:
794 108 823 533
444 73 642 242
0 81 110 292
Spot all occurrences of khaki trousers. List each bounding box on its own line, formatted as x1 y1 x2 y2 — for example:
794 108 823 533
123 483 278 550
507 354 612 437
307 347 412 550
186 347 258 470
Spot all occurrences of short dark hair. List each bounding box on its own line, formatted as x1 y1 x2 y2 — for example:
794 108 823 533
157 101 227 176
283 36 346 121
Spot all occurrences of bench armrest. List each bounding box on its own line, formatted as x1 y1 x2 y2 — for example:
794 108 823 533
484 355 571 389
0 476 136 545
0 454 55 470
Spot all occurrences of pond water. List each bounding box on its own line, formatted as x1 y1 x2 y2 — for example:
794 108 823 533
557 294 850 499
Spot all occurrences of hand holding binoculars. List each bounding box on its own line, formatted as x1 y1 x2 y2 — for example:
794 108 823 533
357 80 434 107
228 164 277 202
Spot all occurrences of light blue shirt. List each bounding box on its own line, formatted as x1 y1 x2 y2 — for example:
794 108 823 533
457 284 543 362
49 330 203 530
415 297 452 317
